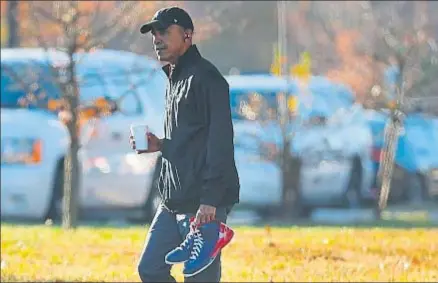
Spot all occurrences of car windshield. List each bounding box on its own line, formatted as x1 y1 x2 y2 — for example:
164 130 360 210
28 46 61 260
1 61 62 109
230 88 334 125
1 60 159 112
229 78 354 123
230 90 279 121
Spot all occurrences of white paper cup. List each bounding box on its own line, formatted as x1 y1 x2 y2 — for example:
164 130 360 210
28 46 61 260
130 124 148 151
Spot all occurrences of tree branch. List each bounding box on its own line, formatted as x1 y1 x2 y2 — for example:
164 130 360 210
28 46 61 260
87 2 102 32
26 2 67 96
32 4 64 25
81 2 139 50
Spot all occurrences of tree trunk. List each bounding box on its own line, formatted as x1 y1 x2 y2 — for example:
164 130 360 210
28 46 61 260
280 139 300 219
375 61 405 221
62 59 80 229
6 0 20 47
62 141 80 229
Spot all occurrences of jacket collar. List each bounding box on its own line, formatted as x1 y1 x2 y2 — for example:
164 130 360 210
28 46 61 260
162 44 201 78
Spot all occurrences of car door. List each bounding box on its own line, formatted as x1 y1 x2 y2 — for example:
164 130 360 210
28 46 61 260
295 116 350 203
233 121 283 206
294 120 331 197
79 71 164 209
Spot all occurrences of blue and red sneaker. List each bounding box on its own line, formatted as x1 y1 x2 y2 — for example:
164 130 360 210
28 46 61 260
165 217 234 267
165 227 197 264
182 219 234 277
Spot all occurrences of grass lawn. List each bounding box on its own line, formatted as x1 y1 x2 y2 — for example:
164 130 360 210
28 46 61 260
1 223 437 282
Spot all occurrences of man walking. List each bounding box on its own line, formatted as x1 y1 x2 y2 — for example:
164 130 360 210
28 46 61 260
131 6 240 282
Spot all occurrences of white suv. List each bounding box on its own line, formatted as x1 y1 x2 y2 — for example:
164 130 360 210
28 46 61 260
1 48 166 221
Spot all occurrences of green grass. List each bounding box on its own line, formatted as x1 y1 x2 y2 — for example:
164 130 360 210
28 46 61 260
1 224 438 282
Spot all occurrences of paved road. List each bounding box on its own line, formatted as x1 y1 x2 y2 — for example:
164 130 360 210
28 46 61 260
3 202 437 228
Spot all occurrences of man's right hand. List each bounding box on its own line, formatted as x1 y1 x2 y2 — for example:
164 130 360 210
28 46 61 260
129 132 162 154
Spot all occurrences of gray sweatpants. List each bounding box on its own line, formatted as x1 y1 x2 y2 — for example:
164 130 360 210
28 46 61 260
137 204 231 282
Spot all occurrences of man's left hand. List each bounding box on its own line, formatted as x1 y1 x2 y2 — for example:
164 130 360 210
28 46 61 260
194 204 216 226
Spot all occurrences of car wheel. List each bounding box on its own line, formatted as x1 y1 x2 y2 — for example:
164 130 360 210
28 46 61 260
298 205 313 218
406 173 428 204
45 160 64 222
426 171 438 201
343 158 363 208
291 157 311 218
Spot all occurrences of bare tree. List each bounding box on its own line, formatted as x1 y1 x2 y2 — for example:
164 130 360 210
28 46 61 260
5 1 157 229
235 1 331 218
235 1 342 218
254 0 438 218
270 1 356 217
358 1 438 217
285 1 438 217
281 1 438 218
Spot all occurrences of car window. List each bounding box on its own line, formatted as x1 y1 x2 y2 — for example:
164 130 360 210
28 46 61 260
230 90 278 121
304 116 328 127
78 73 107 103
78 71 144 116
1 62 62 109
105 71 144 116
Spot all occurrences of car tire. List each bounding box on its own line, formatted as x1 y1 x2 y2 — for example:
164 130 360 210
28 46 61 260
298 205 313 218
406 173 429 204
343 157 363 208
45 159 64 222
292 157 312 218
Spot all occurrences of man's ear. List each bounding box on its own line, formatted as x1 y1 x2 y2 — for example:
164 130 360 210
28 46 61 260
184 29 193 40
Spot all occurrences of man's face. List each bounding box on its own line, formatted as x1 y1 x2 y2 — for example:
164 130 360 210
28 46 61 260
152 24 187 63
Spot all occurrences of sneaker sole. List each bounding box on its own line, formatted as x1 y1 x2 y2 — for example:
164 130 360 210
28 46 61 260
183 256 217 277
165 259 188 265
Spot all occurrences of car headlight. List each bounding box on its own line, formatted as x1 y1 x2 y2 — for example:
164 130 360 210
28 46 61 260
1 138 42 164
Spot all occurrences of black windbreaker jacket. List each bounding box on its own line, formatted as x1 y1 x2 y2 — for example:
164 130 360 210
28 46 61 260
157 44 240 214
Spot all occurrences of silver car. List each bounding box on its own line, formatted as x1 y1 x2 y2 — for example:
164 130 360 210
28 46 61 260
225 74 375 216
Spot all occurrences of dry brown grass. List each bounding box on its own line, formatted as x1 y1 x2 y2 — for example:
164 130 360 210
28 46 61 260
1 224 437 282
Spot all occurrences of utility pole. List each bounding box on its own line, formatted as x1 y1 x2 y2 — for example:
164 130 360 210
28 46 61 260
276 1 298 218
277 0 288 127
7 0 20 47
277 1 288 77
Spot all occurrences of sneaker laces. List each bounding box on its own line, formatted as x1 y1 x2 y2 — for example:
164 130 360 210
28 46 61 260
188 229 204 260
179 230 196 250
178 220 201 250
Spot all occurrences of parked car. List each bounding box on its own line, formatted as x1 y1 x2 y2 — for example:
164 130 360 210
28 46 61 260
292 107 375 211
365 109 438 203
1 48 167 221
226 74 288 214
225 74 375 215
290 77 375 212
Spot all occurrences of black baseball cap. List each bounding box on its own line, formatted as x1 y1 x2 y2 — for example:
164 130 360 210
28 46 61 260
140 7 194 34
